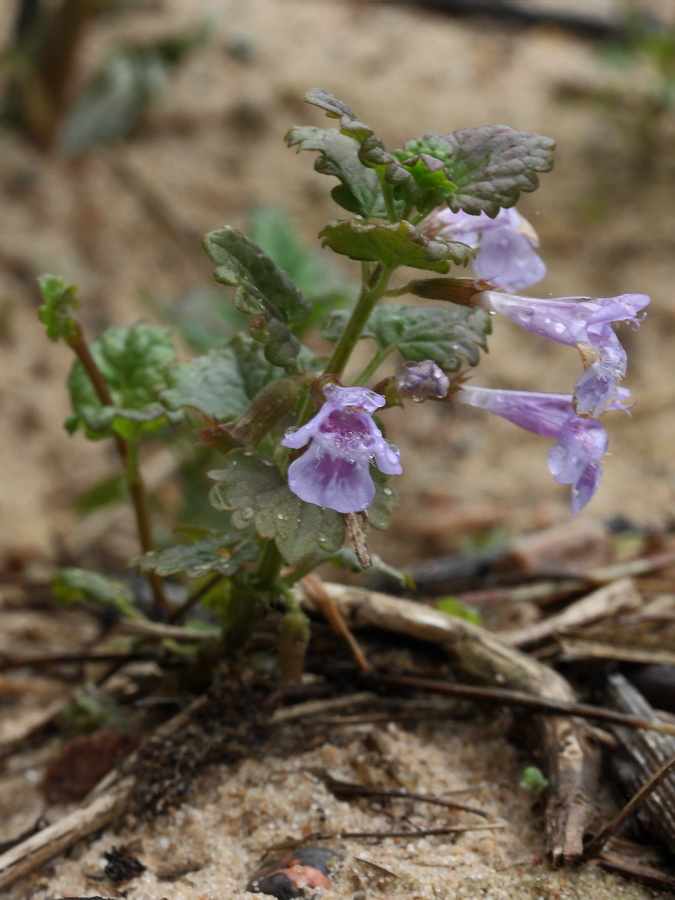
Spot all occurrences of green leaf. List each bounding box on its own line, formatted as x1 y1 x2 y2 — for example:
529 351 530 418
436 596 482 625
161 334 280 419
287 89 410 217
52 567 140 619
66 323 182 440
520 765 549 795
322 303 491 370
285 127 388 218
247 206 357 330
328 548 413 587
131 532 258 579
302 88 411 185
367 475 401 531
57 24 209 157
209 450 345 565
320 219 473 273
37 274 80 342
400 125 556 217
203 226 311 372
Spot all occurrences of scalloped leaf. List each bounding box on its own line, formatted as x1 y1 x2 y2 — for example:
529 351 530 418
288 89 410 216
131 532 258 579
322 303 491 370
400 125 555 217
38 274 81 343
319 219 473 273
161 334 280 419
202 226 311 372
65 323 182 440
209 450 345 565
285 126 388 218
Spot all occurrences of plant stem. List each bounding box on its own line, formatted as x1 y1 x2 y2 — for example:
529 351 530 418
255 539 283 591
323 263 395 380
352 344 395 385
9 0 101 149
67 329 169 615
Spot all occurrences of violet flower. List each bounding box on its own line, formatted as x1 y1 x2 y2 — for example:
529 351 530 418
477 290 650 417
395 360 450 401
281 384 402 514
456 384 629 514
424 206 546 292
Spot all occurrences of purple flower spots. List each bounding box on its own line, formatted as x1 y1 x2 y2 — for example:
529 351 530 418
425 207 546 292
477 290 650 416
456 384 628 514
281 385 401 514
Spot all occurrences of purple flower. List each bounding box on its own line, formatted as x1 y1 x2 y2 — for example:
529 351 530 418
395 360 450 401
477 290 650 416
424 207 546 292
281 385 402 514
456 384 628 514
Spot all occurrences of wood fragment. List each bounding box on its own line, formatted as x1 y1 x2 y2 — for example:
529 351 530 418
0 775 132 892
0 694 210 892
296 581 600 864
301 574 372 674
583 753 675 860
595 853 675 892
557 638 675 667
602 673 675 856
499 577 642 649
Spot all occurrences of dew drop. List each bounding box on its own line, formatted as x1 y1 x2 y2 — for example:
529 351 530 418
554 322 566 334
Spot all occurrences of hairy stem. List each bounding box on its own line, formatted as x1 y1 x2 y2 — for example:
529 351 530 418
352 344 396 385
67 330 169 615
323 263 395 380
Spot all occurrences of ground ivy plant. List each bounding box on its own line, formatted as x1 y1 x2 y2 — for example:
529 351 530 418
38 88 649 676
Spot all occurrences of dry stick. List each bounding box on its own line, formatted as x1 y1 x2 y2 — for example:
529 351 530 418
595 854 675 893
301 574 372 674
67 330 168 615
498 577 642 649
321 775 491 819
296 581 600 865
307 822 505 841
0 776 132 892
369 673 675 739
583 754 675 860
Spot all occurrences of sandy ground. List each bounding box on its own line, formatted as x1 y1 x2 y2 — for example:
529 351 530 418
1 0 675 897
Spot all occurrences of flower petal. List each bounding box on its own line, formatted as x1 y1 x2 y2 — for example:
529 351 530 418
287 446 375 513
